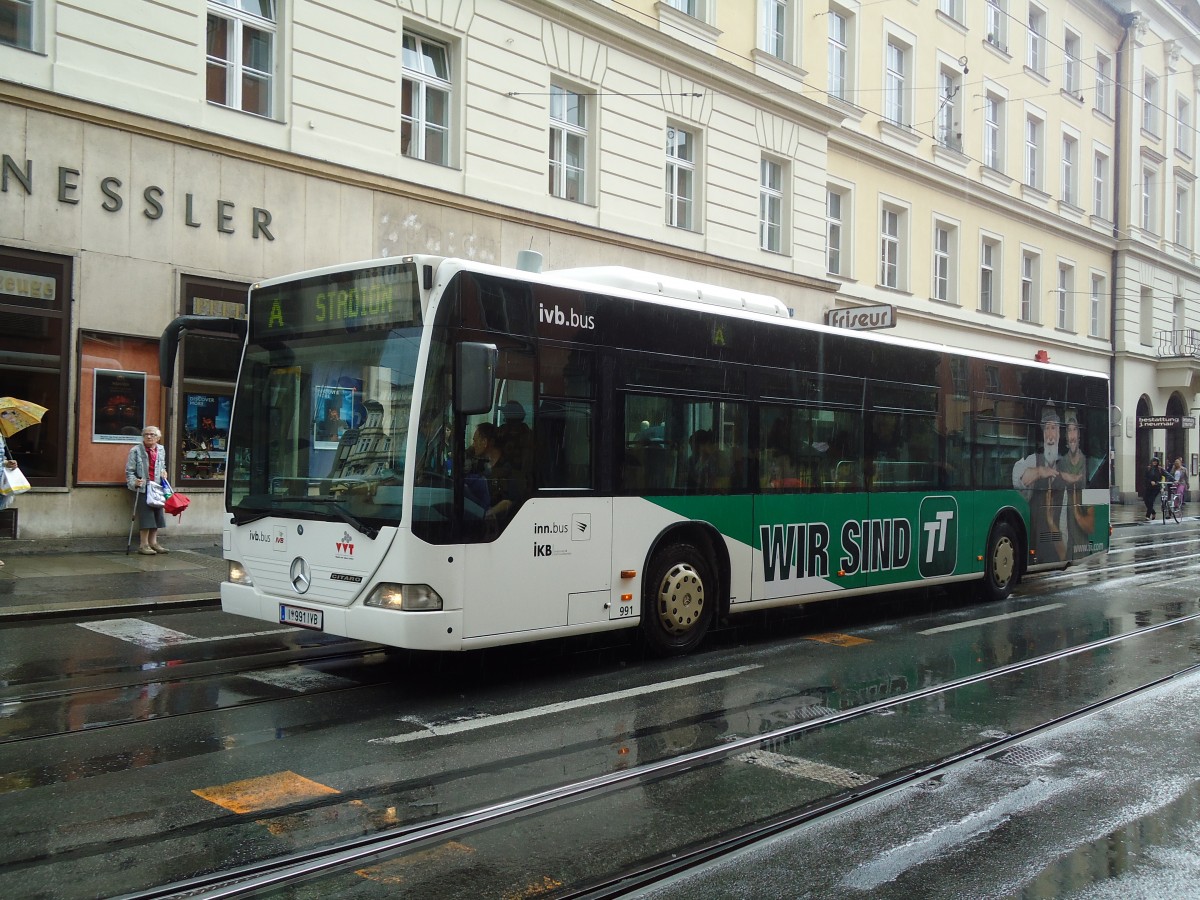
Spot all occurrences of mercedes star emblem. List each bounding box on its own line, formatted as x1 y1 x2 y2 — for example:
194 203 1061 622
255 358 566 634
289 557 311 594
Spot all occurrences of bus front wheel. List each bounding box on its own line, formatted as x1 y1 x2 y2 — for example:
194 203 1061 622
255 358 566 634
980 521 1019 602
642 543 714 656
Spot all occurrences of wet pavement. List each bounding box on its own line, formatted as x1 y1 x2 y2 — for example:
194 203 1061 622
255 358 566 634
0 502 1191 620
0 532 225 620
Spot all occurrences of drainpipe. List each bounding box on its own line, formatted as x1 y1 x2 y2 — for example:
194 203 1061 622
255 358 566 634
1111 13 1138 504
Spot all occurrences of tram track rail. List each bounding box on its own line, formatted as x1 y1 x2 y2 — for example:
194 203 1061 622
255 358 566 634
115 612 1200 900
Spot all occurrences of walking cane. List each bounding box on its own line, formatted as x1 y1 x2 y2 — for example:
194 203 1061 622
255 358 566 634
125 487 139 554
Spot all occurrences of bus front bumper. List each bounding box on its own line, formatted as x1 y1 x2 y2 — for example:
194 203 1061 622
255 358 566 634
221 583 466 651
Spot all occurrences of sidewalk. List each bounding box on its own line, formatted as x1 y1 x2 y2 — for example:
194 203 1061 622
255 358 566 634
0 533 225 620
0 503 1190 621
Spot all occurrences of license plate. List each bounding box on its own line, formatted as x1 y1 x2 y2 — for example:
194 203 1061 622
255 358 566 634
279 603 323 631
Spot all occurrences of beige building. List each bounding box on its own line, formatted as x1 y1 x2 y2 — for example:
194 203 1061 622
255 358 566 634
0 0 1196 539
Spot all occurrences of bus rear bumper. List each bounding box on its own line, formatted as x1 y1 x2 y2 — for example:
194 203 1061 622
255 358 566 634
221 583 466 651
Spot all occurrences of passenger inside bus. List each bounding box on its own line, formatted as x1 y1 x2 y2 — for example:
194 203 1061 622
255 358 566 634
685 429 729 493
472 422 528 525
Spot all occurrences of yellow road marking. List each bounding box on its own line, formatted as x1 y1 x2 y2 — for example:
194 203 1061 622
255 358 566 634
806 632 872 647
191 770 340 814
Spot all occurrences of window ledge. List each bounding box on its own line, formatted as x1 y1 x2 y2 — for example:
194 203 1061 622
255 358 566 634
878 120 921 149
750 49 807 85
829 96 867 122
933 143 969 170
655 3 720 42
981 166 1013 190
1021 184 1051 205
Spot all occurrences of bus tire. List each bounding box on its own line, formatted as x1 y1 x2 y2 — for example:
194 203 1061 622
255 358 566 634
642 543 714 656
980 521 1019 603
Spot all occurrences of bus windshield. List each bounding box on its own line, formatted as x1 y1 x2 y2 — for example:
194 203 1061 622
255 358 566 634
226 263 423 535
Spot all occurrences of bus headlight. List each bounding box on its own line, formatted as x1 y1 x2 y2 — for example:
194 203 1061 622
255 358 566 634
365 583 443 611
228 560 253 585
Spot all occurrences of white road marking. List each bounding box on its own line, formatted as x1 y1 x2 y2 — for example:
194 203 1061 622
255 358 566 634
918 603 1065 636
240 666 356 691
371 664 764 745
78 618 293 649
737 749 872 788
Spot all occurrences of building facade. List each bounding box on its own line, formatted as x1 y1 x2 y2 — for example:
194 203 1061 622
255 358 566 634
0 0 1197 539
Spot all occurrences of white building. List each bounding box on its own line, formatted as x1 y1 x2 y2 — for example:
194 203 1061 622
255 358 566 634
0 0 1196 539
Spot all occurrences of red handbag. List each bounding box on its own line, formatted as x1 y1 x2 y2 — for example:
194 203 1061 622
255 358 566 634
164 491 190 517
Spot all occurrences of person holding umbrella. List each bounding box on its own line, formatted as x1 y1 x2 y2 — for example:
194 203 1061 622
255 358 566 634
0 397 47 568
125 425 169 555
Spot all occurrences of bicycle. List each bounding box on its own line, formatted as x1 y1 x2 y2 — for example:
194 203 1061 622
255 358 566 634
1159 479 1183 524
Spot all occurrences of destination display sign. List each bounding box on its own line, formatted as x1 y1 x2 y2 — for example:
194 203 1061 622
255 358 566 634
250 264 420 339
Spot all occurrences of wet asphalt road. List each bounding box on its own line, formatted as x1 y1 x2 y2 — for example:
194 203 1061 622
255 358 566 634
0 519 1196 898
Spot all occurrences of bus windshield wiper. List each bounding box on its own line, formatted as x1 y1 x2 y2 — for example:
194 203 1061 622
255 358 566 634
260 495 379 539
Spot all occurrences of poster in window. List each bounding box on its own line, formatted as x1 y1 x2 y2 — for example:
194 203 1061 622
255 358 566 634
93 370 146 443
181 393 231 481
313 384 355 449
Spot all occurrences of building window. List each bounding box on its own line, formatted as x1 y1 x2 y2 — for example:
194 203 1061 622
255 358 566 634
1175 184 1190 247
1142 166 1157 232
937 68 962 150
1139 286 1153 346
1027 6 1046 76
884 40 908 126
980 237 999 314
1020 251 1038 323
760 158 785 253
938 0 961 23
0 247 70 486
983 93 1004 170
1177 95 1192 157
176 277 248 485
1061 135 1077 207
549 84 587 203
1063 30 1080 96
1093 150 1109 219
206 0 276 117
401 33 451 166
0 0 35 49
1056 264 1073 331
826 187 845 275
1025 114 1043 189
760 0 790 61
1095 52 1113 116
666 125 697 230
880 205 905 289
1090 273 1105 338
1143 72 1159 135
932 222 956 303
828 9 849 101
985 0 1007 51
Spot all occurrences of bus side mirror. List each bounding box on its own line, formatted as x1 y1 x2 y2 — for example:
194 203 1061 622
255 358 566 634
456 342 497 415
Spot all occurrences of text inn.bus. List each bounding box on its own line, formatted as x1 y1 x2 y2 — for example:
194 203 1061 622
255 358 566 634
162 255 1110 655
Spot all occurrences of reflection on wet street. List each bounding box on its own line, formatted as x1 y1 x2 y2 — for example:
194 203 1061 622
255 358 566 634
0 524 1196 898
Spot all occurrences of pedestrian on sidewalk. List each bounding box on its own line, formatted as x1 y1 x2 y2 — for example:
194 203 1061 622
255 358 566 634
0 430 18 568
1143 457 1163 520
1172 457 1189 505
125 425 169 555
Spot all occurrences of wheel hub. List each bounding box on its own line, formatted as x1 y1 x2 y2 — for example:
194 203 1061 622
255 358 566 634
657 562 705 635
992 538 1015 585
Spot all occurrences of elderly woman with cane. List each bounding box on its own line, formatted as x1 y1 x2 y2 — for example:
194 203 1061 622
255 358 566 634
125 425 169 555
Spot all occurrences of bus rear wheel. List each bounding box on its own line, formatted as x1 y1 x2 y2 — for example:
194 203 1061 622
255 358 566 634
642 543 714 656
980 521 1019 602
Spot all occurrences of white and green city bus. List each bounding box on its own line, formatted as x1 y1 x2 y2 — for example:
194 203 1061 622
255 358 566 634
163 255 1110 655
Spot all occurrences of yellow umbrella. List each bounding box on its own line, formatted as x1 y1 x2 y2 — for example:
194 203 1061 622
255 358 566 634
0 397 49 438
